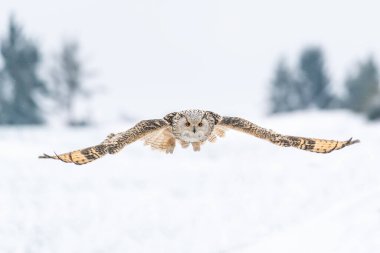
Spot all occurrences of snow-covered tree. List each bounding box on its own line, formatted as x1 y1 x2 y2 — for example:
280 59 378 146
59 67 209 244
269 47 335 114
0 16 47 124
50 40 90 125
270 59 303 113
344 57 379 113
298 47 333 109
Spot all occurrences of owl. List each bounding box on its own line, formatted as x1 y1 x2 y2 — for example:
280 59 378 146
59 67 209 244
39 109 360 165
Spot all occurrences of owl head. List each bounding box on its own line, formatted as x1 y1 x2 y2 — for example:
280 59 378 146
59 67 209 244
165 110 220 143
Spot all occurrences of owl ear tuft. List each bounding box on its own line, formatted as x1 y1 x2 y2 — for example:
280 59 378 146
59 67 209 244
206 111 222 124
164 112 177 124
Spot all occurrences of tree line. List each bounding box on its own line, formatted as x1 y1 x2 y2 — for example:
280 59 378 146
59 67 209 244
0 16 90 125
269 47 380 120
1 16 379 125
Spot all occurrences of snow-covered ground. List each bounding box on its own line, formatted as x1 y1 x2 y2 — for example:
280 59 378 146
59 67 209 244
0 111 379 253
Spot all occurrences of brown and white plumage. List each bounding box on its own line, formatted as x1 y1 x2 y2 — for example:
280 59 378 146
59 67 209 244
39 119 168 165
39 109 359 165
218 116 359 153
143 127 176 154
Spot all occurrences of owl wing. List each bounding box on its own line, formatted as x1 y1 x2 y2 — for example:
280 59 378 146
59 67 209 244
218 116 359 153
143 127 176 153
208 125 228 143
39 119 169 165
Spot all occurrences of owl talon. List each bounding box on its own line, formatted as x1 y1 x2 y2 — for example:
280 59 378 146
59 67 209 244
180 141 190 149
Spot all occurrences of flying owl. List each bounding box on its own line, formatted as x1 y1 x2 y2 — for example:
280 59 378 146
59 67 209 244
39 109 359 165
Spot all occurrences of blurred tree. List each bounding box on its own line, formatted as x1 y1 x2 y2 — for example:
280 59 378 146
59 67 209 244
0 16 47 124
269 59 303 113
269 47 335 114
298 47 333 109
0 72 10 122
50 41 90 126
344 58 379 113
367 97 380 121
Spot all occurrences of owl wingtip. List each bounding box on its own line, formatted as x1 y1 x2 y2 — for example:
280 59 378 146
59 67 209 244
39 152 62 160
39 153 53 159
348 138 360 145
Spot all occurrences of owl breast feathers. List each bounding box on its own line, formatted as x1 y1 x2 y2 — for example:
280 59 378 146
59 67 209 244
39 109 360 165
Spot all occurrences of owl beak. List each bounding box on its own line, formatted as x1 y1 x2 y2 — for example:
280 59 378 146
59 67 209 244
192 127 196 133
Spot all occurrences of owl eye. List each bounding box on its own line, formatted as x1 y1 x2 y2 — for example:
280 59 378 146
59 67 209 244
198 122 203 127
185 122 190 127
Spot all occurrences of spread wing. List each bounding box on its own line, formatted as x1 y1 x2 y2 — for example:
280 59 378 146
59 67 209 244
218 116 359 153
208 125 227 143
39 119 169 165
143 127 176 153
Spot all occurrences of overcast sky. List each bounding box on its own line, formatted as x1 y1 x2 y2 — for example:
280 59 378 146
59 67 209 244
1 0 379 120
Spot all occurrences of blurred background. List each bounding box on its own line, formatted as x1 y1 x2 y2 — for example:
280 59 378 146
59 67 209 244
0 1 379 253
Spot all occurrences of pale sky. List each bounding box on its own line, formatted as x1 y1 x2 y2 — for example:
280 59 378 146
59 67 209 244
1 0 379 120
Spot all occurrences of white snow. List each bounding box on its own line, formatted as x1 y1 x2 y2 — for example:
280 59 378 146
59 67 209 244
0 111 379 253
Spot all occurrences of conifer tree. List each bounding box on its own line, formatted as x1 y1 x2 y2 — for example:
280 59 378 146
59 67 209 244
298 47 332 109
50 40 90 125
270 60 303 113
344 58 379 113
0 16 46 124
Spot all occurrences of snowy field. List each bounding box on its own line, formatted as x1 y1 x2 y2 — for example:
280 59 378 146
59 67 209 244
0 111 379 253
